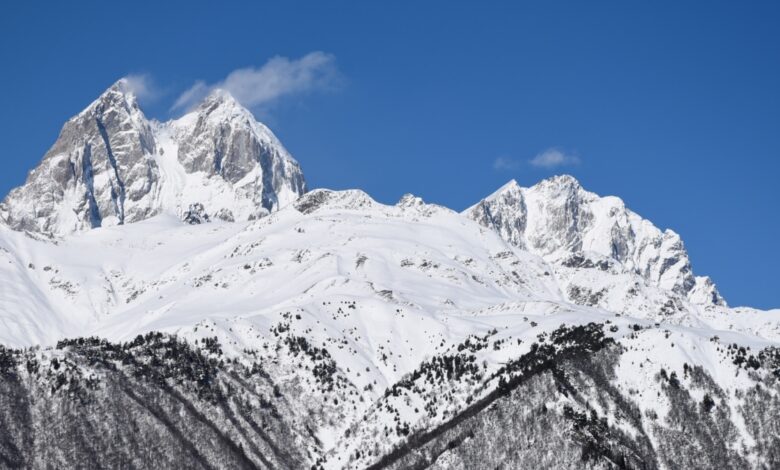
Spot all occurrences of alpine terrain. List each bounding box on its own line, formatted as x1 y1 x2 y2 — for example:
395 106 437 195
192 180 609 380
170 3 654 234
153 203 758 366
0 80 779 470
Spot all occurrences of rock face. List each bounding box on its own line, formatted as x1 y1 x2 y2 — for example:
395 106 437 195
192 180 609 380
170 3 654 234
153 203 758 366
0 80 160 235
0 79 307 237
464 176 725 306
169 90 306 219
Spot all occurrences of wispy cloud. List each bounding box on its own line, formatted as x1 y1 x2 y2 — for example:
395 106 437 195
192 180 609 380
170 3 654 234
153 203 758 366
172 52 341 112
528 148 580 168
123 74 158 102
493 148 581 172
493 156 522 171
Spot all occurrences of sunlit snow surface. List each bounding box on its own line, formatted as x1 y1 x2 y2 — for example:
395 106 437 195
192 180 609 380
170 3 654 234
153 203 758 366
1 189 778 464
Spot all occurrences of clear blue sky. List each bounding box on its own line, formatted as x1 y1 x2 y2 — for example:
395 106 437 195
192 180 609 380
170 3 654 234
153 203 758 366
1 1 778 308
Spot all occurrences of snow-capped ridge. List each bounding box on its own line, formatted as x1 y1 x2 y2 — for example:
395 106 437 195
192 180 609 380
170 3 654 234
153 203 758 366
394 193 454 218
466 175 724 306
483 179 521 200
293 189 376 214
2 167 778 469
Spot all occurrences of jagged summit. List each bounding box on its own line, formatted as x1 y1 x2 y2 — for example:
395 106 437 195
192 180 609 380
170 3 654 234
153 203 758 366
91 78 137 103
538 173 582 188
466 175 725 306
194 89 256 125
0 79 307 237
486 174 583 201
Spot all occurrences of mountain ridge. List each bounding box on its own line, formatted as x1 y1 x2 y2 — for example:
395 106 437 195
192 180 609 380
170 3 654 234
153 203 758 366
1 80 779 469
464 174 725 307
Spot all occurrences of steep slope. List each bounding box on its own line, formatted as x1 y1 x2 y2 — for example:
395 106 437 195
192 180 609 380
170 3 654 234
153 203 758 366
0 79 306 237
465 176 725 307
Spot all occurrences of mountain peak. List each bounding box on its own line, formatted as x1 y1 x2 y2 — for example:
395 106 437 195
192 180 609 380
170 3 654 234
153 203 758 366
396 193 423 207
99 78 138 104
110 77 133 94
465 175 722 306
1 80 307 237
485 179 521 201
533 174 582 192
196 89 252 119
185 88 277 143
201 88 240 107
73 78 144 124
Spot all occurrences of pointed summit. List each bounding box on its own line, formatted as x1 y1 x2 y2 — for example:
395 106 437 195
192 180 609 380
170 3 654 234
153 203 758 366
78 78 143 119
544 174 581 186
172 88 306 210
1 80 307 236
531 174 584 196
188 88 270 138
482 179 522 202
1 80 159 235
198 88 246 113
109 77 133 95
465 179 527 248
202 87 237 103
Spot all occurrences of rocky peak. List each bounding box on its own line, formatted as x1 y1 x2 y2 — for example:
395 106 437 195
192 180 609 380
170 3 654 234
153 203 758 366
1 80 307 237
467 180 527 248
396 193 425 208
532 174 583 194
197 89 251 119
465 175 725 306
1 79 159 236
293 189 376 215
84 78 140 114
172 89 306 211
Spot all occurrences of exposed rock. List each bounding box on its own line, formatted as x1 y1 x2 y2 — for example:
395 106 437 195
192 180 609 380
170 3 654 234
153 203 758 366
0 80 307 238
465 176 725 306
182 203 209 225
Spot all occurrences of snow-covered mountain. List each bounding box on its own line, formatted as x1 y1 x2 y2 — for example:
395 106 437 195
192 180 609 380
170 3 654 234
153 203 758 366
0 82 779 469
465 176 724 306
0 79 306 237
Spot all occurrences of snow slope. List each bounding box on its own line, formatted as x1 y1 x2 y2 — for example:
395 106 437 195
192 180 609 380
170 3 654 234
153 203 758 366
1 185 778 467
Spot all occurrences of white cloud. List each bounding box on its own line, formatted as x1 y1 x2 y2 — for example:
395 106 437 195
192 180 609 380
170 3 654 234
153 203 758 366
171 81 208 111
172 52 341 112
122 74 157 102
493 156 521 171
529 148 580 168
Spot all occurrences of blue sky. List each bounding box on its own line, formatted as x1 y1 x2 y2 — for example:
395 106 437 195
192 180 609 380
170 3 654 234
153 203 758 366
1 1 778 308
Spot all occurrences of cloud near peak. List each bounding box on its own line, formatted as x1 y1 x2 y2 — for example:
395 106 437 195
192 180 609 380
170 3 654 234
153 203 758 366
493 148 581 172
493 156 521 171
122 74 157 102
529 148 580 168
172 51 341 112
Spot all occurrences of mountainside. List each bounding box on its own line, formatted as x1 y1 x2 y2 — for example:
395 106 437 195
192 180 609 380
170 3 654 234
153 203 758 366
0 80 306 237
0 82 779 469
